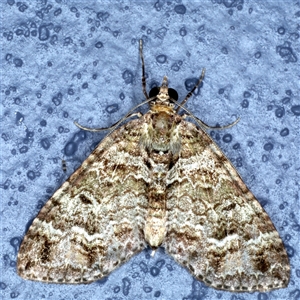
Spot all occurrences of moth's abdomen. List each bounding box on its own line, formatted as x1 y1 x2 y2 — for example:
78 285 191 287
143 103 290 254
144 162 168 248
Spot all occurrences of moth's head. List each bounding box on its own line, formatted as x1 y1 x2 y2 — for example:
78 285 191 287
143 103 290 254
149 76 178 107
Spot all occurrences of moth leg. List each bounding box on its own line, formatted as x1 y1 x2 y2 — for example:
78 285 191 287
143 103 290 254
176 68 206 113
139 39 149 100
182 113 240 130
74 112 143 132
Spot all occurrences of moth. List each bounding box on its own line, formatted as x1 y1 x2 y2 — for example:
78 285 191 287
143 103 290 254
17 40 290 292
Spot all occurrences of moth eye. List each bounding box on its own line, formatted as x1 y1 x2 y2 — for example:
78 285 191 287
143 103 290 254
168 88 178 101
149 87 160 98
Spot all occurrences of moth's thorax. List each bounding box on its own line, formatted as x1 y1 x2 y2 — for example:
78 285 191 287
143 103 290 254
152 112 173 135
150 102 175 113
141 104 181 154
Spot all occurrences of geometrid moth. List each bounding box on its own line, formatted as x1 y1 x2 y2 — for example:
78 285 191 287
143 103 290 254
18 40 290 292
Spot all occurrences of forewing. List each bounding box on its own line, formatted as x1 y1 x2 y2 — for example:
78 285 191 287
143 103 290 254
164 120 290 292
17 119 149 283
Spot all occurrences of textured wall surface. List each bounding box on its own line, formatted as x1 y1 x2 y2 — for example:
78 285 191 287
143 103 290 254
0 1 299 299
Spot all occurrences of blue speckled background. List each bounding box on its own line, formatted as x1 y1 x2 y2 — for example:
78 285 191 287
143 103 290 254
1 1 299 299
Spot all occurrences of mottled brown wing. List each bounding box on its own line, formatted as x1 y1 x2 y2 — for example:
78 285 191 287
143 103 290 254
17 118 149 283
163 120 290 292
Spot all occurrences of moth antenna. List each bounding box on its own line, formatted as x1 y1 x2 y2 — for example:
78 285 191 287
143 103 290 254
139 39 149 100
176 68 206 113
74 96 157 133
74 40 153 133
74 112 142 132
171 97 240 130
